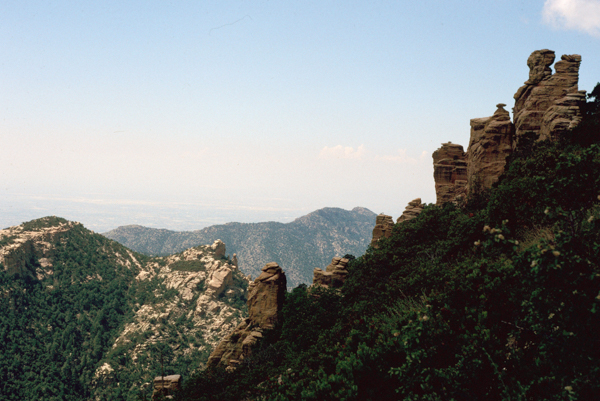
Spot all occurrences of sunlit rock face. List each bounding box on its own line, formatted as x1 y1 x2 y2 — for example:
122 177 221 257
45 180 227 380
396 198 424 224
540 89 587 139
466 104 514 192
206 262 287 370
313 256 350 288
432 143 467 206
111 239 248 367
0 218 75 279
514 50 583 142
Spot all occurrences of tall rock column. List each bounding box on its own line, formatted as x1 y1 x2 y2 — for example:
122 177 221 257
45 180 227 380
466 104 514 191
432 143 467 206
513 50 583 142
370 214 395 248
206 262 286 369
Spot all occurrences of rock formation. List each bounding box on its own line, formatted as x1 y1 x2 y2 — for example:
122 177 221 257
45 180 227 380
0 217 76 279
513 50 583 141
207 262 287 369
110 239 248 365
152 374 182 400
432 143 468 205
370 214 395 248
466 104 514 191
540 90 587 139
432 50 585 207
396 198 424 224
312 257 350 288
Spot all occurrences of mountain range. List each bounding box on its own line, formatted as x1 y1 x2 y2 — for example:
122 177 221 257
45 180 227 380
103 206 377 288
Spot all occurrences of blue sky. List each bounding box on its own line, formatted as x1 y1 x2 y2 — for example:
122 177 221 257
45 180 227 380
2 0 600 231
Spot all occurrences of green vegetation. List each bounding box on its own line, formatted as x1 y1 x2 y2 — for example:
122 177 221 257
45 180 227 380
0 218 251 400
21 215 69 231
103 207 377 287
0 235 16 246
170 259 207 272
0 226 140 400
177 85 600 400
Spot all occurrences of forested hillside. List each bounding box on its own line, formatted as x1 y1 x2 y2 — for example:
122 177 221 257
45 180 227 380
176 85 600 400
0 218 249 401
104 207 376 288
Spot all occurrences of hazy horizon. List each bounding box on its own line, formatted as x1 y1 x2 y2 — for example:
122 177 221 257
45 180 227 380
3 1 600 232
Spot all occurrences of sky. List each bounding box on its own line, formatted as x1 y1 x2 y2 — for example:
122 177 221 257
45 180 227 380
2 0 600 232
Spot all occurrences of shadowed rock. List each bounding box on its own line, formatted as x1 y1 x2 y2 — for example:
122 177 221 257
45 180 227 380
207 262 286 369
370 214 395 248
313 257 350 288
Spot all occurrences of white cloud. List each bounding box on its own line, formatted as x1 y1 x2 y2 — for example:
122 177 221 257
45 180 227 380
319 144 366 160
374 149 429 164
542 0 600 37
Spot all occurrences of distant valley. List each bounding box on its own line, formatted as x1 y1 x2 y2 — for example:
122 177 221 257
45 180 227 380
103 207 377 288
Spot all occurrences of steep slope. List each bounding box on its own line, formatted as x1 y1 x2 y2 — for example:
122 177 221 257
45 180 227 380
0 217 248 401
104 206 377 287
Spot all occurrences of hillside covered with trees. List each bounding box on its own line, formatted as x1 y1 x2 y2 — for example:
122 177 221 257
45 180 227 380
0 218 249 400
176 85 600 400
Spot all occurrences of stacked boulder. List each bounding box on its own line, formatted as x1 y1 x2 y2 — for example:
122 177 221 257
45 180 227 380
396 198 424 224
370 214 395 248
432 50 584 206
152 375 182 400
369 199 426 249
540 90 587 139
513 51 583 141
432 143 468 205
207 262 286 370
313 257 350 288
466 104 514 192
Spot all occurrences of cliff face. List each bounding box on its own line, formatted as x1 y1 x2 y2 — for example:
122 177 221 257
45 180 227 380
207 262 287 369
432 49 584 206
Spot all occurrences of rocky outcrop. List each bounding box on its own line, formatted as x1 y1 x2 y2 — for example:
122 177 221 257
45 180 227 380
111 239 248 364
0 217 76 279
514 50 583 141
313 257 350 288
432 143 467 205
432 50 586 207
370 214 395 248
152 374 182 400
207 262 287 369
248 262 287 329
396 198 424 224
539 90 587 139
466 104 514 191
